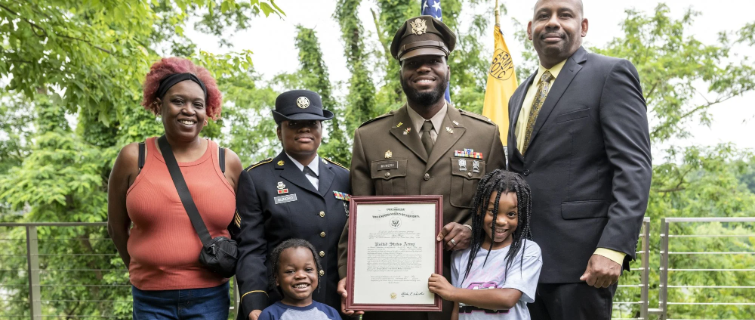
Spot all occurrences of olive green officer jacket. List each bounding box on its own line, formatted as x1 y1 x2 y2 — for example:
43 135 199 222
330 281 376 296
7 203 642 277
337 104 506 278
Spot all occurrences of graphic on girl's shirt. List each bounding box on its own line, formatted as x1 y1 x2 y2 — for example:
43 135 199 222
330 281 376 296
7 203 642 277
458 282 511 314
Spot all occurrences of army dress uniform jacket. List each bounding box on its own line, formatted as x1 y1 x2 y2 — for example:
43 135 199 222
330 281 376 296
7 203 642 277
337 104 506 278
232 151 351 319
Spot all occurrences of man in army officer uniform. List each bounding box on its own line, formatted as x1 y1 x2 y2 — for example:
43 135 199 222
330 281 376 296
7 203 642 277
336 15 506 320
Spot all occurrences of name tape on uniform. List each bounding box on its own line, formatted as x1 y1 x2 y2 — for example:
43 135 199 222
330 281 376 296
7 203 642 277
274 194 298 204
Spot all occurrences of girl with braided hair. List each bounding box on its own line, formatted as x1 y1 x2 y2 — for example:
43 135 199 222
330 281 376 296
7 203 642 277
428 169 543 320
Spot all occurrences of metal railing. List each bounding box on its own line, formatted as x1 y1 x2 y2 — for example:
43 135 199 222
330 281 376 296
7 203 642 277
3 218 754 320
0 222 239 320
654 217 755 320
613 217 651 320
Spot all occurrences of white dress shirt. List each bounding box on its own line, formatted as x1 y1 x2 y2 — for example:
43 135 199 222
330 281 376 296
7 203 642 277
286 153 320 190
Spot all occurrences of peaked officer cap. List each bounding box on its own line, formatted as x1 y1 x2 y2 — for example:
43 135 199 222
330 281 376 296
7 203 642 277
272 90 334 124
390 15 456 61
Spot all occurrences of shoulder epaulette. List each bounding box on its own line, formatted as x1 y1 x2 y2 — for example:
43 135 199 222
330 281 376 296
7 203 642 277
245 158 273 171
324 158 349 171
460 110 495 125
358 111 394 128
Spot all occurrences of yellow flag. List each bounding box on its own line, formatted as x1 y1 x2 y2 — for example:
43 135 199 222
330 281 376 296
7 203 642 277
482 24 518 144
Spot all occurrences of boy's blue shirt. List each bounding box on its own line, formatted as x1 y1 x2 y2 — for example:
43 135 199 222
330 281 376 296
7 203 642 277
259 301 341 320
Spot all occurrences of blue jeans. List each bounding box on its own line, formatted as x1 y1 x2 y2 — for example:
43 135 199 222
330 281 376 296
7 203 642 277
132 282 229 320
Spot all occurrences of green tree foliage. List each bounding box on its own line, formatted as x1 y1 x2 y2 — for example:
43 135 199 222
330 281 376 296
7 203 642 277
582 5 755 319
293 26 351 165
627 145 755 319
0 92 35 174
334 0 377 134
0 1 283 318
373 0 417 109
593 4 755 143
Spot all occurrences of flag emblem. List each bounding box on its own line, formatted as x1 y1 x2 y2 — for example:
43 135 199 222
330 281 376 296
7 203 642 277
489 48 515 80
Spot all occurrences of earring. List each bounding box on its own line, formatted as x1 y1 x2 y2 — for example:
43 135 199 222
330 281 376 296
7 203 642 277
204 120 208 125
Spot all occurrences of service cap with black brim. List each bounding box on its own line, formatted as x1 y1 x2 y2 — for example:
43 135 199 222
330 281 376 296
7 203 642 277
272 89 334 124
390 15 456 61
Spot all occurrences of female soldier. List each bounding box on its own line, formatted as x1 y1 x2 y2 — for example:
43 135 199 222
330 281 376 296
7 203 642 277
108 57 243 319
232 90 350 320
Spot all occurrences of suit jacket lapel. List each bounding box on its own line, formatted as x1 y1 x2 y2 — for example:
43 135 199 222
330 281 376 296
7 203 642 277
274 152 320 197
426 106 465 170
526 47 587 151
510 72 536 162
510 73 536 128
389 106 428 162
317 157 334 197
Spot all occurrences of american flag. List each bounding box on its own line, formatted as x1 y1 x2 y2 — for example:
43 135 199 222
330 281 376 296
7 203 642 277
421 0 451 103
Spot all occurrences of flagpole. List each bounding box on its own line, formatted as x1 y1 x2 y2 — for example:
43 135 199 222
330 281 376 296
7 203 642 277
494 0 500 26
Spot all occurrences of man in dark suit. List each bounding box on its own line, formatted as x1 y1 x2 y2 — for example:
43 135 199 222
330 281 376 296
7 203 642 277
336 15 506 320
232 90 351 320
506 0 652 319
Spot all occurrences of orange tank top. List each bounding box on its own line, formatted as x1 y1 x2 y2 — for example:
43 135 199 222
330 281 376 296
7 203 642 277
126 137 235 290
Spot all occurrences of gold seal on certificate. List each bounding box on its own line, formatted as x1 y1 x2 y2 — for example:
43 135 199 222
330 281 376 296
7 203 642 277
345 195 443 311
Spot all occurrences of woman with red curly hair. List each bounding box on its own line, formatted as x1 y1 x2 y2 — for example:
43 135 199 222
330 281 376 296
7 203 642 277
107 57 242 320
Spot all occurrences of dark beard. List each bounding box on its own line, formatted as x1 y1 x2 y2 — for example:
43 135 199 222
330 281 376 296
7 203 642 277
400 75 449 106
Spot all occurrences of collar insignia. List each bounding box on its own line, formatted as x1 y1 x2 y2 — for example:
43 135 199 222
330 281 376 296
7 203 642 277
277 160 284 166
385 150 393 159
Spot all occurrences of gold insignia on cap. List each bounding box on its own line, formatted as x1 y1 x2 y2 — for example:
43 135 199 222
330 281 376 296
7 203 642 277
410 18 427 35
385 150 393 159
277 160 284 166
296 96 310 109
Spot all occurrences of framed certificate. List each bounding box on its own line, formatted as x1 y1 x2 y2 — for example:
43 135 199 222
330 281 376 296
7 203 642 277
345 195 443 311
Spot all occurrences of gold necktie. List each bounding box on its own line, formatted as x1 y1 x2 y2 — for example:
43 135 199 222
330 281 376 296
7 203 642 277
421 121 434 155
522 71 554 155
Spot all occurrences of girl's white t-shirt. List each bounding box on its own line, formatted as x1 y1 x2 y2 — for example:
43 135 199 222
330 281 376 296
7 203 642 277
451 240 543 320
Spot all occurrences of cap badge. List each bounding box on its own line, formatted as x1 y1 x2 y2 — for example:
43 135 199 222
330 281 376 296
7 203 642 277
385 150 393 159
410 18 427 35
296 96 310 109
